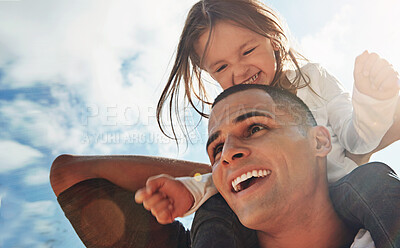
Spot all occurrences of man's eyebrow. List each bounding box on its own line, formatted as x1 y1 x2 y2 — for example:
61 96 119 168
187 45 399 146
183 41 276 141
234 111 273 124
211 39 257 68
206 131 221 151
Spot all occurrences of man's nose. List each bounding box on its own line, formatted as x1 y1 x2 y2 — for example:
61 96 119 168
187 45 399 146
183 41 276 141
221 135 250 165
232 64 251 85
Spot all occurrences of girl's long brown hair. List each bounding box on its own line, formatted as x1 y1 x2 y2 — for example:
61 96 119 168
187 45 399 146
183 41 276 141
157 0 309 142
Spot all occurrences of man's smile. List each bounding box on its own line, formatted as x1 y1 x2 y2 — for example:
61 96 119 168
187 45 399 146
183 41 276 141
231 169 272 192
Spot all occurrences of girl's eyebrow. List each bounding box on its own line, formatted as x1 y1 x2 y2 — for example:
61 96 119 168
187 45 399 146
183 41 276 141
238 38 257 51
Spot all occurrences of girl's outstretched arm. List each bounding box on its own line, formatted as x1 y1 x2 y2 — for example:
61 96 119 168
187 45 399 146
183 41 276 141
346 97 400 165
135 174 195 224
50 154 211 197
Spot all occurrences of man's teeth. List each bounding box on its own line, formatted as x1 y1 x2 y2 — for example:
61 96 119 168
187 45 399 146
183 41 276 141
231 169 271 192
242 73 259 84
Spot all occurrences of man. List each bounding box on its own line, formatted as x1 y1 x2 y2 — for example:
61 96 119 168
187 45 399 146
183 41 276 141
51 84 393 247
136 84 386 248
203 84 360 247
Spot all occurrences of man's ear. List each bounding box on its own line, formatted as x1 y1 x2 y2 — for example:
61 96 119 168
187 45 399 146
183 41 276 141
309 126 332 157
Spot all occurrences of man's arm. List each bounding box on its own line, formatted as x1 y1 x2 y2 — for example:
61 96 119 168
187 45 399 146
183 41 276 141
346 97 400 165
50 154 211 196
50 155 211 248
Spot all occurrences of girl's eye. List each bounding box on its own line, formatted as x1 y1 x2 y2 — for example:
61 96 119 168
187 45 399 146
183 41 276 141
216 64 227 72
243 47 256 56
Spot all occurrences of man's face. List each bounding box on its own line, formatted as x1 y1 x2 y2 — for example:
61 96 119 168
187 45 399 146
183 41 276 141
207 89 319 230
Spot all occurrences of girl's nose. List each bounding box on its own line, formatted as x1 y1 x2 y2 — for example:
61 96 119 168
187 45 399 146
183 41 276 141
232 64 251 85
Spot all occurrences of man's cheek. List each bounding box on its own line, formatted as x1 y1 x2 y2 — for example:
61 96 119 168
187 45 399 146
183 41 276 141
212 174 224 194
211 173 218 187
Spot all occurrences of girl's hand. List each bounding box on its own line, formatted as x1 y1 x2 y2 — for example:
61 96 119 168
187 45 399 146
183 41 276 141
134 174 194 224
354 51 400 100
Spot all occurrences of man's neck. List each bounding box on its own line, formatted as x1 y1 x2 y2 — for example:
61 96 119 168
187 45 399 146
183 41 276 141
257 189 355 248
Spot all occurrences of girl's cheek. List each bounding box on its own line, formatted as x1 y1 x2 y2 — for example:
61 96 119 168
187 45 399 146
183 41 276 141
218 77 231 90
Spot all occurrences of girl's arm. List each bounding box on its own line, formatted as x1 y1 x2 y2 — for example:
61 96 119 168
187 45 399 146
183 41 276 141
314 53 398 155
50 154 211 197
346 97 400 165
134 173 218 224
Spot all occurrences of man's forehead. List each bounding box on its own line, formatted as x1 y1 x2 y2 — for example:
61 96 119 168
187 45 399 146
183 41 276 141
209 89 276 131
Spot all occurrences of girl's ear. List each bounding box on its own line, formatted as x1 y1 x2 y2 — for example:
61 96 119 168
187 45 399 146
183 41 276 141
309 126 332 157
270 38 280 51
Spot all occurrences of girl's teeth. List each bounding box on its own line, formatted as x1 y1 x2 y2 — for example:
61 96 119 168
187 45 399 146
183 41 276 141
243 73 259 84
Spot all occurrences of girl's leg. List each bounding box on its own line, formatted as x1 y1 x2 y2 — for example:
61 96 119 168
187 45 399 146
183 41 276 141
329 162 400 248
191 193 259 248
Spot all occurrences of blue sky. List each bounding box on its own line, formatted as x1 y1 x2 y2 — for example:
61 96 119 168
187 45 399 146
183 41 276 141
0 0 399 247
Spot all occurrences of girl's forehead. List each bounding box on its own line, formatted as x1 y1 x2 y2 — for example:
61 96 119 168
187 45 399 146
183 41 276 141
201 21 259 44
194 20 263 61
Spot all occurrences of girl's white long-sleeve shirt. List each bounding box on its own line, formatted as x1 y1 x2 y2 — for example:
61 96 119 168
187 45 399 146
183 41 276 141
179 63 399 216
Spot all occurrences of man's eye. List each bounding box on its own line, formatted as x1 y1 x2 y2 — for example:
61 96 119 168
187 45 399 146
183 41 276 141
248 124 268 135
243 47 256 56
216 64 227 72
213 144 223 158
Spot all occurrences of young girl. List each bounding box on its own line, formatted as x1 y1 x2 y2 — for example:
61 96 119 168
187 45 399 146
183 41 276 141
135 0 400 247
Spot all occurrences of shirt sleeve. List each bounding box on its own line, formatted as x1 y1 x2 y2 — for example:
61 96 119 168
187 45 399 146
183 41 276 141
314 64 398 154
350 86 398 153
176 173 218 217
350 229 375 248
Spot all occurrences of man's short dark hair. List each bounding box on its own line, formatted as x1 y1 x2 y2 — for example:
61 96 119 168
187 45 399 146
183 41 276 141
212 84 317 134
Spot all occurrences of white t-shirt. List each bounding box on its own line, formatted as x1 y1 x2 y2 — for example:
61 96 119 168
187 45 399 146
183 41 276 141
351 229 375 248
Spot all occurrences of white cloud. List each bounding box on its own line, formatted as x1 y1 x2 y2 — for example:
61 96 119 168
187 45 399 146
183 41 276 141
0 0 201 158
22 200 57 218
0 192 62 247
23 167 50 186
0 140 43 173
0 0 193 105
0 96 88 155
300 0 400 91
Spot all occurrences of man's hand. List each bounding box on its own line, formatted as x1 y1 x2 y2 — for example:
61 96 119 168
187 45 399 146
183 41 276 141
134 174 194 224
354 50 400 100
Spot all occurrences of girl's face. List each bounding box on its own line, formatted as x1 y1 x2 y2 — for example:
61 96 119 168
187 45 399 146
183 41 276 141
195 20 278 90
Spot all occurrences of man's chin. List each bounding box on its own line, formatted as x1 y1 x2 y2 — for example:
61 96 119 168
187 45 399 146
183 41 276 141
230 202 262 228
235 211 262 230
